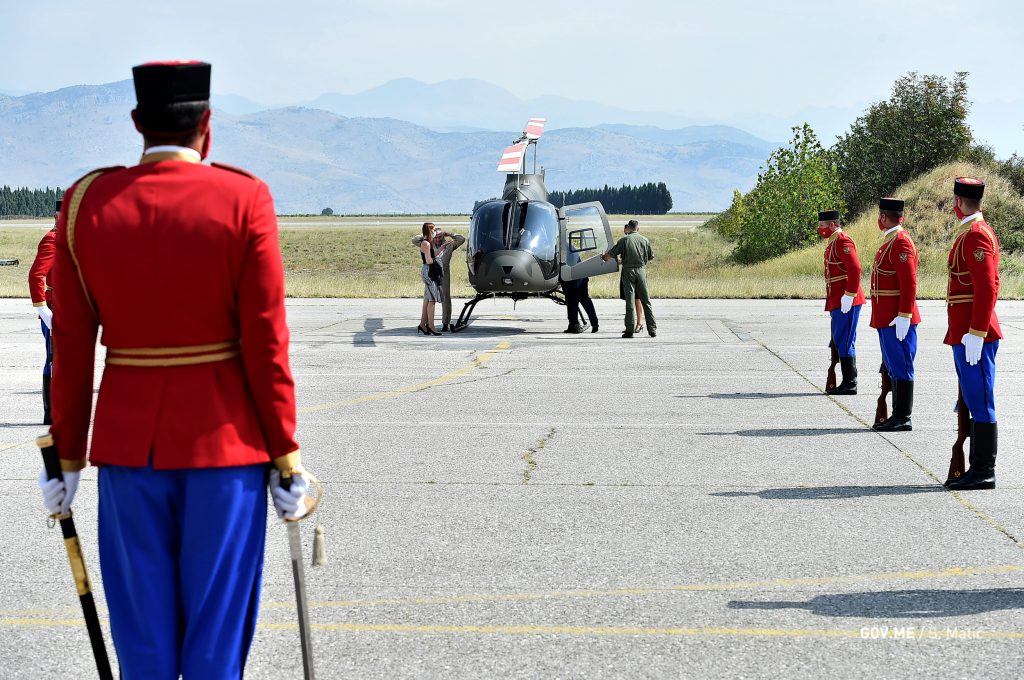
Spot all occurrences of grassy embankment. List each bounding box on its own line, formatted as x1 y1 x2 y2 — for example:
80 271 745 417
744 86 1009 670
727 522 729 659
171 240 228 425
2 169 1022 299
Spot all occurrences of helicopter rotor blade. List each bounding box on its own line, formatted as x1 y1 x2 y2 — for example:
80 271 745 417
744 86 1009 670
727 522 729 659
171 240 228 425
496 142 527 173
524 117 546 140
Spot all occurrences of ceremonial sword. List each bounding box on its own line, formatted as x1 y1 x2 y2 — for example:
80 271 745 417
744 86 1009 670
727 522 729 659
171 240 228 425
37 435 114 680
281 473 316 680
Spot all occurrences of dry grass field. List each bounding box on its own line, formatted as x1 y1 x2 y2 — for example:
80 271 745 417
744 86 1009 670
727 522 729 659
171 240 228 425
3 196 1023 299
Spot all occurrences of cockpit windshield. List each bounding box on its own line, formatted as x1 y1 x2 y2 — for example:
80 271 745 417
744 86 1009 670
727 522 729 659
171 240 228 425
469 199 559 279
469 200 510 257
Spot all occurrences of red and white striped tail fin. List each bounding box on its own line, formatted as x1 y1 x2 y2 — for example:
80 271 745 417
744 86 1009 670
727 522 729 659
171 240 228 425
524 117 546 140
497 142 527 173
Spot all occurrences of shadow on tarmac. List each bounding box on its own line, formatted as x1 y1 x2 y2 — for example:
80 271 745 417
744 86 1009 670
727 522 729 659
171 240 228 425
349 319 525 345
698 427 868 437
728 588 1024 618
711 485 942 500
685 392 823 400
354 317 384 346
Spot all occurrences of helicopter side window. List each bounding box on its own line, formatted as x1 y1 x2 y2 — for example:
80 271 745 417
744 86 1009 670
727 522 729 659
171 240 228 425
568 228 598 253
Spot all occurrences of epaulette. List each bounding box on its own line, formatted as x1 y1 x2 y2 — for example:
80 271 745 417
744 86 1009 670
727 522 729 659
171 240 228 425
70 165 125 186
210 162 257 180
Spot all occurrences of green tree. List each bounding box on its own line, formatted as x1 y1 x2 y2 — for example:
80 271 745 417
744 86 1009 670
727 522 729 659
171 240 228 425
321 207 334 216
733 124 844 264
834 71 972 214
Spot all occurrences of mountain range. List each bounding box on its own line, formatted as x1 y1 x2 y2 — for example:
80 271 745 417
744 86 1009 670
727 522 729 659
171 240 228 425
0 79 776 213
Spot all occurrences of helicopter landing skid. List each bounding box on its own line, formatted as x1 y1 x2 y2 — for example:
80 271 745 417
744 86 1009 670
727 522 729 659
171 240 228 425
452 291 566 332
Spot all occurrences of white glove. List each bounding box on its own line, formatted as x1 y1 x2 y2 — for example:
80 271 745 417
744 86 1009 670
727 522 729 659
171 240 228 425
840 294 854 314
37 306 53 329
39 468 80 515
961 333 984 366
889 316 911 342
269 468 311 520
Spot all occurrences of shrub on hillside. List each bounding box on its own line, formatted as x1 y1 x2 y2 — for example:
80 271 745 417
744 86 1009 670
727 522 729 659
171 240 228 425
732 124 844 264
998 154 1024 196
833 72 972 215
846 162 1024 255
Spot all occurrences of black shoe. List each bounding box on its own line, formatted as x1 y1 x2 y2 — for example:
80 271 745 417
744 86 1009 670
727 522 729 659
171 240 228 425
948 422 997 490
417 325 429 335
442 324 452 332
564 323 583 334
826 356 858 395
649 330 657 338
874 379 913 431
622 331 634 338
591 323 599 333
429 327 442 336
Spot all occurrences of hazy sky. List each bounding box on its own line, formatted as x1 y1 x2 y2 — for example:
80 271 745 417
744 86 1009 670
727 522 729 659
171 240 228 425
3 0 1022 152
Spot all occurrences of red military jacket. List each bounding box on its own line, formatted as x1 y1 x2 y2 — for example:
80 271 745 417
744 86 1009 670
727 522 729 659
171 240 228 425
945 213 1001 345
823 230 865 312
50 149 300 472
28 229 56 308
869 227 921 329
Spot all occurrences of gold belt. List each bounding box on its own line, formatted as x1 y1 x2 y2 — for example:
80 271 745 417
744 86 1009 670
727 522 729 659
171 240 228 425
826 275 847 283
105 341 241 367
870 289 900 297
946 294 974 306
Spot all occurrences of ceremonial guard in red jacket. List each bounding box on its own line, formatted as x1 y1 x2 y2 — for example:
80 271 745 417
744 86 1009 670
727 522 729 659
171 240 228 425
28 201 60 424
819 210 865 394
944 177 1001 490
870 198 920 431
37 61 315 676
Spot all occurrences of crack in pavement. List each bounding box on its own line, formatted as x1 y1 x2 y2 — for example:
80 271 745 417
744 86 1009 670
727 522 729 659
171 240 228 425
522 427 556 485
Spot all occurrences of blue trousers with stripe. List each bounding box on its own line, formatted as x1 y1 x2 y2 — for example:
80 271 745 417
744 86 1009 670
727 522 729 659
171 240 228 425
877 325 917 381
953 341 999 423
40 319 52 377
830 306 861 358
98 463 267 679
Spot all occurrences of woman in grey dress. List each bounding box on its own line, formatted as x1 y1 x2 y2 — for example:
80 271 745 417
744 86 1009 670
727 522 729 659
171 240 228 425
418 222 443 335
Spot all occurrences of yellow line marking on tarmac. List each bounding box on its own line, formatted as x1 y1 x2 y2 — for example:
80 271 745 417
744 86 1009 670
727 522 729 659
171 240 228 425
297 341 511 415
752 337 1023 549
9 564 1021 622
255 564 1024 611
4 617 1022 641
260 622 1024 640
0 438 36 453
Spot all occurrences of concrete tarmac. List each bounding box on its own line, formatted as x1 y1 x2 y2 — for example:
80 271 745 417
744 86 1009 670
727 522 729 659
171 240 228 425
1 297 1022 678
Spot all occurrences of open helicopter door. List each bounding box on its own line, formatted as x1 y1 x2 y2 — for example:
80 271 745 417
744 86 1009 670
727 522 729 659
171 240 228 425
558 202 617 281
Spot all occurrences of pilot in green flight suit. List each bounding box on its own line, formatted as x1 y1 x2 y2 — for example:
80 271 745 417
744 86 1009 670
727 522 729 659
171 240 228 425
602 219 656 338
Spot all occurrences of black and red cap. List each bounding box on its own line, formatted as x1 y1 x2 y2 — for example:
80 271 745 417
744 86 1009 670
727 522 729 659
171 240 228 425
953 177 985 200
818 210 840 221
879 197 904 212
132 61 210 111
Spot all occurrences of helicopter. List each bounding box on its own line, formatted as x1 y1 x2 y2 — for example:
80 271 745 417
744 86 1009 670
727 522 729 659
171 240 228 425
453 118 619 331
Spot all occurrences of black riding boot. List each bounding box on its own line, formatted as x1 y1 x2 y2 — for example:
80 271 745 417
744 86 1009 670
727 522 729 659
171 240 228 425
826 356 858 395
874 379 913 431
42 374 52 425
948 422 997 490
